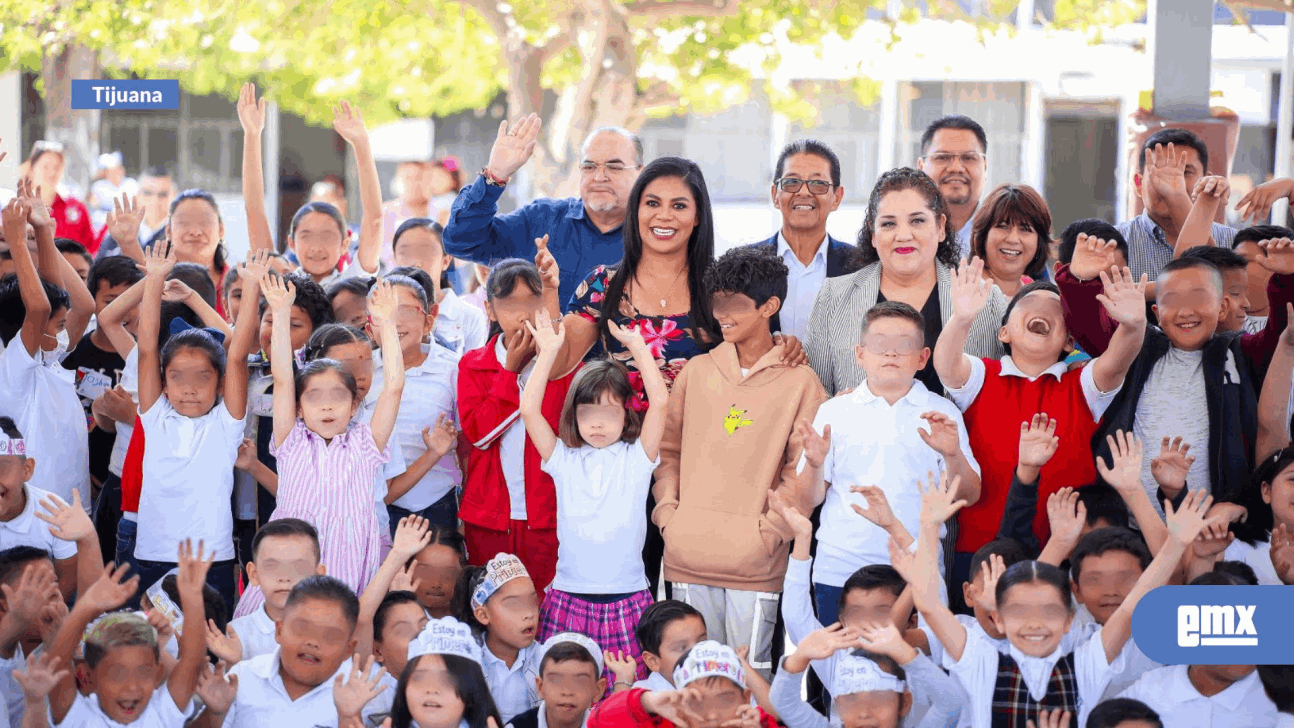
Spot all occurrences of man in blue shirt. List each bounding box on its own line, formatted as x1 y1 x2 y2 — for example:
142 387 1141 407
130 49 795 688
443 114 643 310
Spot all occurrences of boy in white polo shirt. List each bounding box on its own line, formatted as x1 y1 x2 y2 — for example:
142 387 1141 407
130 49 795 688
796 301 980 628
193 575 360 727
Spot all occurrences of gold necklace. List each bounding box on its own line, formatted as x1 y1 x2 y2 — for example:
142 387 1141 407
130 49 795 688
634 267 687 312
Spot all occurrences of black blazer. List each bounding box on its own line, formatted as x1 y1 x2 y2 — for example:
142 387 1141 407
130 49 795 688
746 233 856 335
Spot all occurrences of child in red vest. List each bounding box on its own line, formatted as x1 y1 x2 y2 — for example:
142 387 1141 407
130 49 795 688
932 257 1147 593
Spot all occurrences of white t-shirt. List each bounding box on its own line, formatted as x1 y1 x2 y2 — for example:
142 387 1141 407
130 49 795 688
108 346 140 478
135 398 244 562
0 335 90 506
0 484 77 560
55 685 188 728
361 671 398 726
493 338 533 521
357 404 408 539
481 640 541 723
369 345 460 511
1224 538 1283 586
229 604 278 662
806 380 978 587
220 649 347 727
542 439 659 594
1119 665 1278 728
435 290 488 356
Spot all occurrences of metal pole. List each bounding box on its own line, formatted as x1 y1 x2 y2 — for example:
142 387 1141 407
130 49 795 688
1275 13 1294 225
1148 0 1214 121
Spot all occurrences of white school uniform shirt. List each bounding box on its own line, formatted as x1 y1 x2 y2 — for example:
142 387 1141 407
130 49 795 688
494 338 534 521
542 439 658 594
951 626 1127 728
220 649 348 727
632 671 673 691
508 703 590 728
481 640 542 723
435 289 488 355
1066 614 1162 701
357 403 408 538
1277 713 1294 728
944 355 1119 419
1118 665 1278 728
293 258 376 290
0 335 90 507
0 484 77 560
1224 538 1283 586
135 398 244 562
54 685 190 728
804 380 978 587
775 232 828 342
107 346 139 479
229 604 279 662
368 344 460 511
0 645 25 728
360 671 398 726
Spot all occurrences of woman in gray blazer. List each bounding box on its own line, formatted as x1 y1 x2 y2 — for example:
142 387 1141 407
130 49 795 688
806 168 1007 396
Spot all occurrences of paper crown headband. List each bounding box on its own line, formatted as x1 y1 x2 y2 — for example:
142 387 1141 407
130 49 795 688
673 640 746 690
407 617 483 665
471 553 530 610
541 632 605 675
0 434 26 457
832 654 906 696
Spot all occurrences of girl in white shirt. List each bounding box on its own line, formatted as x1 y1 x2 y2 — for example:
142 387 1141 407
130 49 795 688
520 311 666 695
1219 447 1294 586
134 242 257 610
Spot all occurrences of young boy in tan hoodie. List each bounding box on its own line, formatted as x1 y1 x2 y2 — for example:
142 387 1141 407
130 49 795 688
652 246 826 680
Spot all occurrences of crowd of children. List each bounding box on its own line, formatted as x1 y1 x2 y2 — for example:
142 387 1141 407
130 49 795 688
4 112 1294 728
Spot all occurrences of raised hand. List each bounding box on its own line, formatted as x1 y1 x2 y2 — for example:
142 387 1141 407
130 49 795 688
79 563 140 614
106 193 144 246
918 411 961 457
36 599 68 644
950 257 991 320
527 310 566 355
1236 177 1294 223
1255 237 1294 276
918 470 967 527
13 652 69 702
35 491 94 543
977 554 1007 612
1 197 30 249
0 563 58 629
798 419 831 469
1046 488 1088 546
606 319 646 353
176 538 215 599
195 660 239 715
161 279 195 304
857 622 917 662
887 536 920 585
502 325 535 373
391 562 421 594
93 386 135 426
605 649 637 686
1270 523 1294 585
262 274 297 317
1165 489 1214 546
849 485 898 531
421 414 458 460
142 239 176 279
206 620 243 665
234 439 257 472
534 234 560 290
1095 267 1149 326
17 179 53 231
1191 175 1230 202
793 623 863 661
367 279 398 325
332 101 370 147
237 83 267 136
1151 436 1195 495
1096 431 1144 494
718 703 762 728
392 515 432 560
487 113 542 181
239 248 274 290
1068 233 1121 281
147 609 175 646
1146 143 1189 200
334 654 388 718
767 487 811 541
1027 708 1072 728
1018 414 1059 470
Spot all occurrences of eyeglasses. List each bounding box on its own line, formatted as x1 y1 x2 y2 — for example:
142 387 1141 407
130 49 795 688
924 152 985 167
775 178 833 195
579 161 634 175
861 335 922 355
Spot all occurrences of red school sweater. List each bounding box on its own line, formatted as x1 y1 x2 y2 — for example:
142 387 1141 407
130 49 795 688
956 358 1101 553
456 336 579 532
588 689 778 728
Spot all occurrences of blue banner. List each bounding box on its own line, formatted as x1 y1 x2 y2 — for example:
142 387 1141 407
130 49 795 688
71 80 179 110
1132 585 1294 665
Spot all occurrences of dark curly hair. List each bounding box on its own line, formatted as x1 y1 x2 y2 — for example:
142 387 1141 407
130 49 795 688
259 273 334 329
704 245 788 308
853 167 958 270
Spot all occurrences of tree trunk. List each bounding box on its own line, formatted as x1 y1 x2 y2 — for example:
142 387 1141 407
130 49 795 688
41 44 100 198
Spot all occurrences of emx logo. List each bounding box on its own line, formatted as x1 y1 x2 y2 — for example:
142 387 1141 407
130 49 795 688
1177 604 1257 647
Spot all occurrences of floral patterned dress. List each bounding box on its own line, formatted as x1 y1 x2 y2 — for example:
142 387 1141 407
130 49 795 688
569 266 713 401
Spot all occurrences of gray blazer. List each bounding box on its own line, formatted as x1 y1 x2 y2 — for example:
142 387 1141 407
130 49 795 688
805 261 1008 396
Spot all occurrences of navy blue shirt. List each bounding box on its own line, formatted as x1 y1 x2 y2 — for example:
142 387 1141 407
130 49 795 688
442 175 626 310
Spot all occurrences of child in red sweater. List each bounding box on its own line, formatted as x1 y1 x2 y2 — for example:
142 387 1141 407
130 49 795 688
458 251 575 592
588 641 777 728
933 257 1147 592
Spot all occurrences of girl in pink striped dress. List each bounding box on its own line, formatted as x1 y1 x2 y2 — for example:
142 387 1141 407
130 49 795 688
233 275 405 617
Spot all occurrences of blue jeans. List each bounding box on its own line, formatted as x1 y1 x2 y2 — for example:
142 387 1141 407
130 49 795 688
387 489 458 539
115 518 140 581
812 582 843 629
